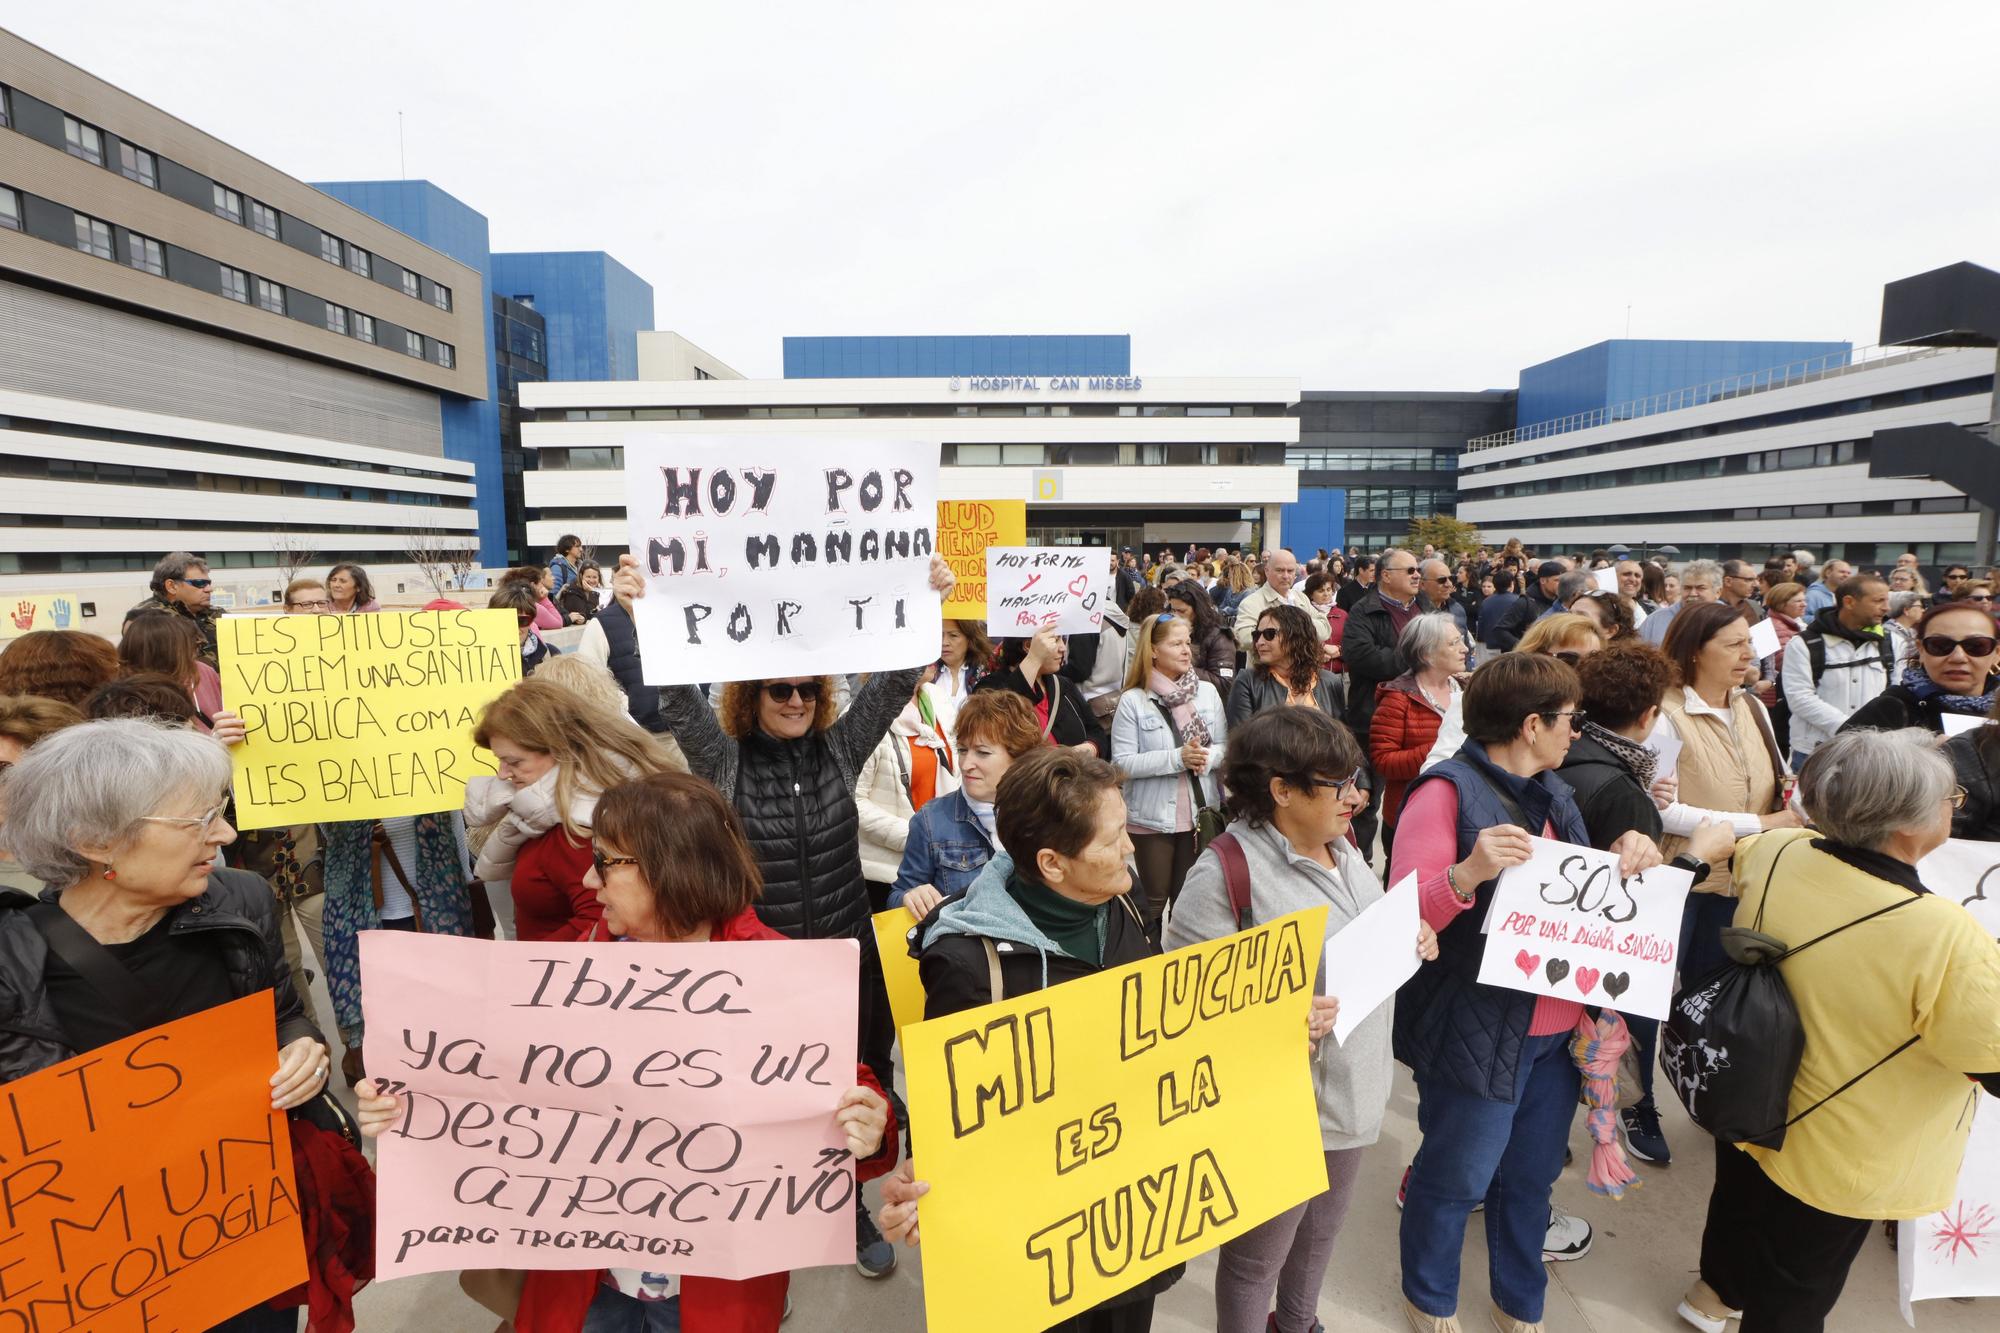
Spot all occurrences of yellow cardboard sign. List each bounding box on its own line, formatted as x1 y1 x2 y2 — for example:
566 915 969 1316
903 907 1330 1333
873 906 929 1033
0 592 86 640
220 609 521 829
938 499 1027 618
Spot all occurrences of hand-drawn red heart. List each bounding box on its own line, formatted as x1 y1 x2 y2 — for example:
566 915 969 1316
1574 966 1601 995
1514 950 1540 979
1067 574 1089 597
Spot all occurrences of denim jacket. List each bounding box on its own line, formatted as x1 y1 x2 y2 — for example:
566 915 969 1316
889 789 994 907
1110 681 1229 834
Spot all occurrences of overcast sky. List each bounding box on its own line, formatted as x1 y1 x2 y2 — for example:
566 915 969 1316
12 3 1998 387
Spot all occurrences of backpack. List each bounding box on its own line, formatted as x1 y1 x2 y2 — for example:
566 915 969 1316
1802 624 1894 686
1658 838 1922 1148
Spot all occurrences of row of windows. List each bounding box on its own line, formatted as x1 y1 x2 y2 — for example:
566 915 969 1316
1467 494 1973 532
1 184 456 370
541 403 1287 423
1286 447 1459 472
0 412 464 484
1472 441 1866 500
3 88 455 313
4 451 451 505
1460 377 1994 477
535 442 1275 470
1344 487 1458 520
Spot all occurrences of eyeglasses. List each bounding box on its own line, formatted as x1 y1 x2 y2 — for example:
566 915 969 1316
138 799 229 839
764 681 823 704
287 597 332 611
591 849 640 880
180 578 213 589
1305 766 1366 799
1921 634 2000 657
1539 709 1588 733
1950 786 1968 810
1553 650 1584 666
1253 627 1282 642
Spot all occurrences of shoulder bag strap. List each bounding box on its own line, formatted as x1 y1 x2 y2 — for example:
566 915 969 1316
28 901 170 1034
1209 832 1253 930
982 937 1005 1004
1781 1033 1923 1130
1151 697 1213 810
373 822 428 930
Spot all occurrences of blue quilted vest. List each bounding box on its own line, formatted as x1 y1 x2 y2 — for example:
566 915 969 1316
1391 740 1591 1103
595 600 665 733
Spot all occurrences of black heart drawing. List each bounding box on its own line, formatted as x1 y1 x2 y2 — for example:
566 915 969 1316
1603 972 1631 1000
1544 958 1570 985
1081 591 1099 610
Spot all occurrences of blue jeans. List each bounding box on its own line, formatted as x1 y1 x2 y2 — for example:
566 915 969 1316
1400 1031 1582 1322
580 1287 682 1332
1631 891 1738 1104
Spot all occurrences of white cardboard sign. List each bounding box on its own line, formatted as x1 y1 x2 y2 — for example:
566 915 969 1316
1899 1093 2000 1323
1592 565 1619 594
1322 873 1422 1047
622 435 942 685
984 547 1107 635
1476 836 1694 1020
1942 712 1985 738
1915 838 2000 940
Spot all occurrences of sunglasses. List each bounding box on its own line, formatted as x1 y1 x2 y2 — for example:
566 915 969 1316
515 612 535 626
591 849 639 880
1540 709 1588 733
764 681 822 704
1253 627 1282 642
1921 634 2000 657
181 578 213 589
1553 650 1584 666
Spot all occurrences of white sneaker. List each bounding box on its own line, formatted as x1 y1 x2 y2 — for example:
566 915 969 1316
1675 1280 1740 1331
1542 1207 1592 1262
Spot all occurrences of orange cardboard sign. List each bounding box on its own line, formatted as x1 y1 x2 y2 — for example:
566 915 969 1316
938 500 1028 618
0 992 307 1330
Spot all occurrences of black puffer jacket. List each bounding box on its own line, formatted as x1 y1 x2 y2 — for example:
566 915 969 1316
1949 727 2000 842
661 667 923 941
0 869 323 1083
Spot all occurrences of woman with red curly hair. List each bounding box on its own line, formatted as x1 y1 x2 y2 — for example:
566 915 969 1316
0 630 119 710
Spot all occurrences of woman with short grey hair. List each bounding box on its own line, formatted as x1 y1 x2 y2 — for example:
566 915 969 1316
1680 727 2000 1331
0 720 327 1331
1369 613 1468 845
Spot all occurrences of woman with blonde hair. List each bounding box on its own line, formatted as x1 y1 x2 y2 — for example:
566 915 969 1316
464 676 680 943
1515 612 1606 665
1112 611 1228 917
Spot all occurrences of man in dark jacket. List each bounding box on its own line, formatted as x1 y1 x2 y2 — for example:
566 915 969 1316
123 550 223 666
1335 554 1378 611
1477 569 1525 650
1339 548 1426 856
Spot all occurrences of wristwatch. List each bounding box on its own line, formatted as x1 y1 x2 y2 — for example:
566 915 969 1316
1669 853 1711 886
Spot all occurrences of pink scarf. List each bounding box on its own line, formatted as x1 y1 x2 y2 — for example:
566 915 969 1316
1150 669 1209 746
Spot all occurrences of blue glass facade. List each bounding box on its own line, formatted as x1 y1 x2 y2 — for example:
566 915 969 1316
312 180 505 565
490 252 655 383
782 334 1130 379
1516 339 1852 429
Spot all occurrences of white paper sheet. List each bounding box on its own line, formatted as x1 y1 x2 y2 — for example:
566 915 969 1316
1646 715 1684 780
1592 565 1619 593
1749 616 1781 661
1942 712 1985 738
1322 874 1423 1046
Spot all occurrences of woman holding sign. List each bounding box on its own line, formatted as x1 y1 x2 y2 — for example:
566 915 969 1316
357 769 900 1333
976 621 1108 754
1167 707 1437 1333
1389 653 1658 1333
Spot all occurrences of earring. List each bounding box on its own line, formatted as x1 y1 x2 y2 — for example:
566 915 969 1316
101 863 117 881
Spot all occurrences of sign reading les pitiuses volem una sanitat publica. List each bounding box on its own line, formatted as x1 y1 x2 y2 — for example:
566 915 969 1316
622 435 942 685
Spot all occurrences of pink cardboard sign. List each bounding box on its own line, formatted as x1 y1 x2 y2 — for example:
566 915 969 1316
361 931 860 1281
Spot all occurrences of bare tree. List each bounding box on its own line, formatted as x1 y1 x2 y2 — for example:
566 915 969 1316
270 532 318 587
404 520 455 599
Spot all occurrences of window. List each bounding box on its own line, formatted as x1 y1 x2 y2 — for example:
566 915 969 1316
347 246 370 278
0 85 10 129
125 233 165 276
319 233 342 265
213 185 243 223
404 330 423 358
63 116 104 165
248 199 279 239
0 189 18 232
116 142 157 188
401 270 420 299
218 265 248 302
353 313 375 344
436 342 455 369
254 277 285 314
72 212 114 260
431 283 451 312
325 303 348 336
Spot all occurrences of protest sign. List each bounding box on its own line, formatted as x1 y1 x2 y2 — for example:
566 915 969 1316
985 546 1108 636
220 608 520 830
0 993 305 1330
622 435 941 685
1942 712 1984 738
902 908 1329 1333
1477 836 1693 1020
1645 716 1683 780
1899 1093 2000 1322
1916 838 2000 939
1322 874 1422 1047
1 592 86 640
361 932 860 1280
872 907 928 1034
938 499 1027 618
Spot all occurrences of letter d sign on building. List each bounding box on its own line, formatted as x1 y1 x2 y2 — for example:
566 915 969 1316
1033 468 1063 503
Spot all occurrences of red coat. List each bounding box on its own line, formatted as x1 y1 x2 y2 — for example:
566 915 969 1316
510 826 604 942
1322 604 1349 673
512 907 901 1333
1369 677 1445 828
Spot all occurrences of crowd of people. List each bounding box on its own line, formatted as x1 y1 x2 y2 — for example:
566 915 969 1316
0 534 1997 1333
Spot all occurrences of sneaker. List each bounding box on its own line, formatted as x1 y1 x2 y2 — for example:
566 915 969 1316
1396 1164 1481 1213
1489 1310 1544 1333
1542 1207 1592 1262
855 1204 896 1278
1402 1301 1462 1332
1622 1101 1673 1165
1675 1279 1740 1332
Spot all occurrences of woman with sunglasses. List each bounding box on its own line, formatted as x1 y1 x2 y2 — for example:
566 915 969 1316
1226 604 1344 728
1113 612 1230 919
0 719 332 1333
1392 654 1659 1333
1840 600 2000 735
1515 611 1605 664
1167 707 1437 1333
358 769 899 1333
